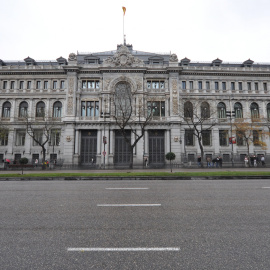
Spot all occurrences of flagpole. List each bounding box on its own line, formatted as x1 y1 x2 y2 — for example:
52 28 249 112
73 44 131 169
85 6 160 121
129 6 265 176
123 12 124 44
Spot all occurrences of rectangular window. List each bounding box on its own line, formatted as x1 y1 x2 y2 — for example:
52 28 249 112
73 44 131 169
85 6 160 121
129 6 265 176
231 82 235 90
3 81 7 89
189 81 193 90
198 81 202 90
185 129 194 146
82 80 100 89
219 130 228 146
19 81 24 89
202 130 211 146
81 101 99 117
238 82 242 90
147 101 165 117
27 81 31 89
16 131 26 146
50 130 60 146
222 82 226 90
53 81 57 89
215 82 219 90
247 82 251 91
44 81 48 89
182 81 186 89
33 130 43 146
206 81 210 90
0 132 8 146
10 81 15 89
255 82 258 91
263 83 267 91
253 130 261 146
36 81 41 89
236 131 244 146
60 81 65 89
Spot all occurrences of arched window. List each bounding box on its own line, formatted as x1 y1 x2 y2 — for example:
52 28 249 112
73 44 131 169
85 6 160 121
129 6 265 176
36 101 45 118
184 101 193 118
201 102 210 118
234 102 243 119
2 101 11 118
19 101 28 117
250 102 259 119
115 82 132 117
53 101 62 118
217 102 226 119
267 103 270 121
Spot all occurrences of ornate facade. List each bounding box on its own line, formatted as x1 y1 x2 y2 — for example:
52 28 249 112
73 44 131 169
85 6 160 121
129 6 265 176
0 44 270 167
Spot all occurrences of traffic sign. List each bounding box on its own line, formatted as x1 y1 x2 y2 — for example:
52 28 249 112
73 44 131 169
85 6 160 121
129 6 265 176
103 151 106 156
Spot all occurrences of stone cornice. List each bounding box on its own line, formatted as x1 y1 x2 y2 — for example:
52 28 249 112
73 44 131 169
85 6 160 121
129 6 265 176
0 71 66 76
182 71 270 77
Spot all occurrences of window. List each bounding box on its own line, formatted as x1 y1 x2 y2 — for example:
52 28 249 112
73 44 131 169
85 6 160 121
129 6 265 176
236 130 245 146
215 82 219 90
115 82 131 117
234 102 243 119
217 102 226 119
36 81 41 89
19 81 24 90
82 80 100 89
206 81 210 90
60 81 65 89
16 130 26 146
53 101 62 118
19 101 28 117
201 102 210 118
184 101 193 118
253 130 261 146
222 82 226 90
263 83 267 91
27 81 31 89
238 82 242 90
36 101 45 118
33 130 43 146
198 81 202 90
0 132 8 146
2 101 11 118
81 101 99 117
250 102 259 119
147 101 165 117
146 80 165 90
247 82 251 91
255 82 258 91
219 130 228 146
202 130 211 146
44 81 48 89
10 81 15 89
185 130 194 146
182 81 186 90
231 82 235 90
267 103 270 120
50 130 60 146
3 81 7 90
53 81 57 89
189 81 193 90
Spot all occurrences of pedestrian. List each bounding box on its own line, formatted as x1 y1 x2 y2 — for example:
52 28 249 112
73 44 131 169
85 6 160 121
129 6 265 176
254 156 257 167
261 155 265 166
35 159 38 167
244 156 249 167
219 156 223 168
145 157 148 167
206 157 212 168
197 156 201 167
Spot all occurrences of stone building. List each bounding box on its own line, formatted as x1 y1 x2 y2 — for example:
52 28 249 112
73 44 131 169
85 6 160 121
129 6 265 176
0 44 270 167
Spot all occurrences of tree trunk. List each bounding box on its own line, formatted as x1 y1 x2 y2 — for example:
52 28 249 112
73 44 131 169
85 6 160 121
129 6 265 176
129 145 133 169
198 138 204 168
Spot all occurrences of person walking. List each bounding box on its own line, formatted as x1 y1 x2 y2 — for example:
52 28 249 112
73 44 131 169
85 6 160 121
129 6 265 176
261 155 265 167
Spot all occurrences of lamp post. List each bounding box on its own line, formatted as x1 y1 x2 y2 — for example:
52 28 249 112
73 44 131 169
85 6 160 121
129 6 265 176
229 96 234 167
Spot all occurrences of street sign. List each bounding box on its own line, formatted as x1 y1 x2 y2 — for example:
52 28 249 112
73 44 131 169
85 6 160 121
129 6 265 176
103 151 106 156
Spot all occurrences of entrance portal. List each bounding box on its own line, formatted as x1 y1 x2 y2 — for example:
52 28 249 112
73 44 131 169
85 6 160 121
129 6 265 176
81 130 97 165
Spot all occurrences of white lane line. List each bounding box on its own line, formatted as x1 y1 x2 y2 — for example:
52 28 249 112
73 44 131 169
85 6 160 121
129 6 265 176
97 204 161 207
67 247 180 252
262 187 270 188
106 188 149 190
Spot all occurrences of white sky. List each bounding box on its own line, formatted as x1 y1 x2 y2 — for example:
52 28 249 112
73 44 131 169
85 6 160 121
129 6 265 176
1 0 270 63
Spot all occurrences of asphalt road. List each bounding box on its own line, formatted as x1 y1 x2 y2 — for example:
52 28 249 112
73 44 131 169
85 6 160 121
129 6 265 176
0 180 269 270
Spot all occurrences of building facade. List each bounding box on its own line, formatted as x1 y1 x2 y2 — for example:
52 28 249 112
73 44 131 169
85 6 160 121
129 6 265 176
0 44 270 167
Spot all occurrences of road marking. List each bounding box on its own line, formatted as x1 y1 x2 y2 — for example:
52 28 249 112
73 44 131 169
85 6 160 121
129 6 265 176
67 247 180 252
106 188 149 190
262 187 270 188
97 204 161 207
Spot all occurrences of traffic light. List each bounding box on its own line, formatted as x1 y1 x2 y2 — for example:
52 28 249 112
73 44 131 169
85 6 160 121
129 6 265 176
103 136 107 144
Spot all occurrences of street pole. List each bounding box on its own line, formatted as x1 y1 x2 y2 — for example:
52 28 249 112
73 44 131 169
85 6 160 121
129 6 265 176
229 96 234 167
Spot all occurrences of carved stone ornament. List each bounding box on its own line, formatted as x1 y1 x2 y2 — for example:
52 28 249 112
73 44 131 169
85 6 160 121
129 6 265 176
66 136 72 142
170 54 178 62
68 53 77 62
104 45 144 67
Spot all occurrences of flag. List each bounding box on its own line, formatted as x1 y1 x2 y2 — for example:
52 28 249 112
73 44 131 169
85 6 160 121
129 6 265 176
122 6 126 15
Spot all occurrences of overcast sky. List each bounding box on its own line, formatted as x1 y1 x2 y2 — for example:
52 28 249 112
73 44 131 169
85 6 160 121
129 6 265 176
1 0 270 63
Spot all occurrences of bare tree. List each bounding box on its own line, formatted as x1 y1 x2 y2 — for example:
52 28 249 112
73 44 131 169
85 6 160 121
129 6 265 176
110 82 153 169
181 99 217 167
